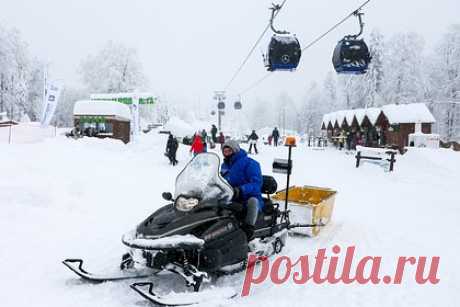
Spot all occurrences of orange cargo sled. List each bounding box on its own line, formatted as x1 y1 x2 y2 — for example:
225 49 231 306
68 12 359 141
272 186 337 236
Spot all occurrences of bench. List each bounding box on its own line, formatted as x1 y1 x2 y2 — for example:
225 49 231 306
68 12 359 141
355 146 397 172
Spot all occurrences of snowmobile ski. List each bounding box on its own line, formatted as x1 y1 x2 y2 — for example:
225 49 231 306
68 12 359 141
62 259 155 282
130 282 238 306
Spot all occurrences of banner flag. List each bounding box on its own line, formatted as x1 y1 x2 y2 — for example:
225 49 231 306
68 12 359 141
41 80 63 127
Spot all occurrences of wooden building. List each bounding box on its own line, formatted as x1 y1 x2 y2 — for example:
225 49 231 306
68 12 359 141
73 100 131 144
376 103 435 149
321 103 436 150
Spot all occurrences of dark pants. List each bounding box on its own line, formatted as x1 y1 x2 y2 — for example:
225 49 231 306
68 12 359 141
168 151 178 165
249 143 258 154
224 197 259 226
273 137 279 146
245 197 259 226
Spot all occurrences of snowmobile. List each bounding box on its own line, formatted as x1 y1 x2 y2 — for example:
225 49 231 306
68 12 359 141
63 146 317 305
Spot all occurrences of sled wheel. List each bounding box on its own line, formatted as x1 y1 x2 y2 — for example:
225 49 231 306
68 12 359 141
274 237 283 254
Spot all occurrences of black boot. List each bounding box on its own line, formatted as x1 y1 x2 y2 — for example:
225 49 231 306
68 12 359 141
242 224 255 241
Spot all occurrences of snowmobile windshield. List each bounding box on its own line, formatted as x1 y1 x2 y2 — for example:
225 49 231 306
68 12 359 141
174 153 234 205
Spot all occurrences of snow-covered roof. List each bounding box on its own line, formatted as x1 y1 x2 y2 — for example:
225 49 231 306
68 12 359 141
365 107 382 125
345 110 355 126
354 109 366 125
321 114 330 127
381 103 436 124
325 112 337 126
73 100 131 121
321 103 435 129
335 110 348 126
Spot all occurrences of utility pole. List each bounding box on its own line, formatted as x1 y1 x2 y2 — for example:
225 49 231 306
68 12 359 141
10 74 14 120
0 73 4 113
213 91 226 131
282 105 286 136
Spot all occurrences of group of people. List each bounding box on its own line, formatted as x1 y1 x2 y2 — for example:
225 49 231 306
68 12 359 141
67 124 107 139
166 125 227 165
247 127 281 154
165 125 283 167
267 127 280 146
333 127 384 151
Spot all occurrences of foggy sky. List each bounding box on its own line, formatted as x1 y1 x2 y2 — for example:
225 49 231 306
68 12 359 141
2 0 459 107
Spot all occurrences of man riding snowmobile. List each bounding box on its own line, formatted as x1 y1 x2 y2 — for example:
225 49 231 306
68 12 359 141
220 140 263 240
63 148 306 305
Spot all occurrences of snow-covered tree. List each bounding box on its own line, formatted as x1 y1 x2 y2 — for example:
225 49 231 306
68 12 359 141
24 58 46 121
300 82 323 135
54 87 88 127
322 72 338 111
79 41 148 93
382 32 426 104
0 24 31 121
428 24 460 140
337 74 369 109
249 98 275 130
150 98 170 124
363 29 386 107
274 91 298 133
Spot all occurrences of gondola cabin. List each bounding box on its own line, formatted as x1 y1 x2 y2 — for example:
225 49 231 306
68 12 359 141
265 35 301 71
234 101 242 110
332 38 370 74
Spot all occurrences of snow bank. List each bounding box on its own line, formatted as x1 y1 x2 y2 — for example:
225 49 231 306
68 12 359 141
1 133 459 307
163 116 196 136
0 122 56 144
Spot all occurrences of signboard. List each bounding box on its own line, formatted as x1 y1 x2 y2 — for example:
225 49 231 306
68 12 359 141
90 93 156 105
79 115 106 124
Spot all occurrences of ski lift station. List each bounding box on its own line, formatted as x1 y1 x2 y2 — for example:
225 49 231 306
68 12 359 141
73 100 132 144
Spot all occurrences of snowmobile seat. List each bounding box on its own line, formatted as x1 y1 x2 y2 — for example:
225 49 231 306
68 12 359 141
262 198 275 214
262 175 277 195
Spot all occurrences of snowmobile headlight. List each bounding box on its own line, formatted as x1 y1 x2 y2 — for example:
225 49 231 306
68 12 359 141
175 196 199 212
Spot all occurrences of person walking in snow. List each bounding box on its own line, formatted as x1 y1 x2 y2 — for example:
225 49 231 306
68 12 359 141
272 127 280 147
248 130 259 154
201 129 208 152
190 134 204 156
165 134 179 165
218 132 225 148
211 125 218 143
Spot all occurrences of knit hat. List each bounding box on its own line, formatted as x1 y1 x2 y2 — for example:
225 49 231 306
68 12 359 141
222 140 240 153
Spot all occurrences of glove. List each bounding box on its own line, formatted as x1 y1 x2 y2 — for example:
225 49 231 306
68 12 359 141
232 187 240 200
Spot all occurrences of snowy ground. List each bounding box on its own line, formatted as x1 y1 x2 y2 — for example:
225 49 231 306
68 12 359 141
1 132 459 307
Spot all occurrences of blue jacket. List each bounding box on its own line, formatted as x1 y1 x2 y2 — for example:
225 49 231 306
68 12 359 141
220 149 264 211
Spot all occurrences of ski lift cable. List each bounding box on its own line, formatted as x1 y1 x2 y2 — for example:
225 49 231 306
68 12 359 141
301 0 372 53
239 73 273 95
224 0 288 91
237 0 373 96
